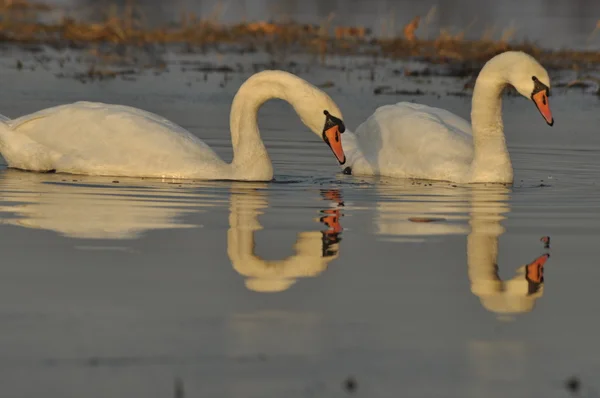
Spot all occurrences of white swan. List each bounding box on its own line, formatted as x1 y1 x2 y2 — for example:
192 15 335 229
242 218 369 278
341 51 554 183
0 71 347 181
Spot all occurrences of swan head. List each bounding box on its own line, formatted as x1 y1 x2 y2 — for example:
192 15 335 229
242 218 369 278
504 52 554 126
289 80 346 164
277 72 346 164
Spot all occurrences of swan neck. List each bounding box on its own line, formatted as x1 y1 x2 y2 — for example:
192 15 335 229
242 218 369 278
229 71 324 181
469 65 512 182
467 188 508 298
471 70 507 143
228 79 280 180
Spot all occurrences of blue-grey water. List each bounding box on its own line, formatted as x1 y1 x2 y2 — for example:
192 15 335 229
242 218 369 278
1 29 600 397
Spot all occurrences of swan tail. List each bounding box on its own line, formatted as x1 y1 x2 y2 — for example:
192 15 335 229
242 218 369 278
0 119 59 172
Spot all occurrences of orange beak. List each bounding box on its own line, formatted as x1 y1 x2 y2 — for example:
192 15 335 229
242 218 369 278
525 253 550 284
532 90 554 126
323 125 346 165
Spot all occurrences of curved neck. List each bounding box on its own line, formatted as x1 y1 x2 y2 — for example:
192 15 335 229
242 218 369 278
469 64 513 183
228 71 320 181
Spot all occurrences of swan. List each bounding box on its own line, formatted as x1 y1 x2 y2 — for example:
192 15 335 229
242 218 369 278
341 51 554 183
0 71 347 181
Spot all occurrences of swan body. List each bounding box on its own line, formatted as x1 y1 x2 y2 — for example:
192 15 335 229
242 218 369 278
0 71 347 181
342 51 554 183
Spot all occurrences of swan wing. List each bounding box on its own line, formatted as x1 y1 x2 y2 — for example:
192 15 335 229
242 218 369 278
352 102 474 181
3 101 227 178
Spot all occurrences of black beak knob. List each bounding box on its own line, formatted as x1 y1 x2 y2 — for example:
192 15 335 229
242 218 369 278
323 110 345 133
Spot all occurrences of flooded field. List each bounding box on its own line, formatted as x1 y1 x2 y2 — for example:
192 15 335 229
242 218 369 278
0 0 600 397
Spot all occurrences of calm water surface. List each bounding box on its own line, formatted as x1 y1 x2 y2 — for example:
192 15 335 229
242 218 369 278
0 60 600 397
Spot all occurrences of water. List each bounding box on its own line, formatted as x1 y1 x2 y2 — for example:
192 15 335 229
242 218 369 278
1 47 600 396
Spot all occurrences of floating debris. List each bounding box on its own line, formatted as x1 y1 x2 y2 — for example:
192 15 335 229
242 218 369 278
317 81 335 88
446 91 471 97
174 377 185 398
374 86 426 96
56 65 138 82
343 376 357 393
565 376 581 394
409 217 447 223
540 236 551 249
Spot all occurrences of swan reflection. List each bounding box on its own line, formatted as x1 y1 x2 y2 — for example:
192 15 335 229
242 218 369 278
468 186 549 315
375 182 550 315
0 170 210 239
227 184 343 293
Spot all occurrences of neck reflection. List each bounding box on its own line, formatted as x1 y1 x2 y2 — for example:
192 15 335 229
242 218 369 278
227 184 344 293
468 186 549 315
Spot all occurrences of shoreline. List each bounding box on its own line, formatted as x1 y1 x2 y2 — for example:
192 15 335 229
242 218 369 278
0 2 598 71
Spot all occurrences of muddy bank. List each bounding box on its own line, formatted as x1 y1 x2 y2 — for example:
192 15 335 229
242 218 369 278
1 0 600 95
0 1 599 68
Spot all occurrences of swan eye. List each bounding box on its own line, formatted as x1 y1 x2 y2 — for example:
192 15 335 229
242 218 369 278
531 76 549 96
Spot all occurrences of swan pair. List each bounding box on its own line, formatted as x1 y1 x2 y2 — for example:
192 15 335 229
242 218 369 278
0 51 553 184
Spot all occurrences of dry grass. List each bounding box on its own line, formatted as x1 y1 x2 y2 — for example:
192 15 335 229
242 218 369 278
0 0 50 11
1 0 600 71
